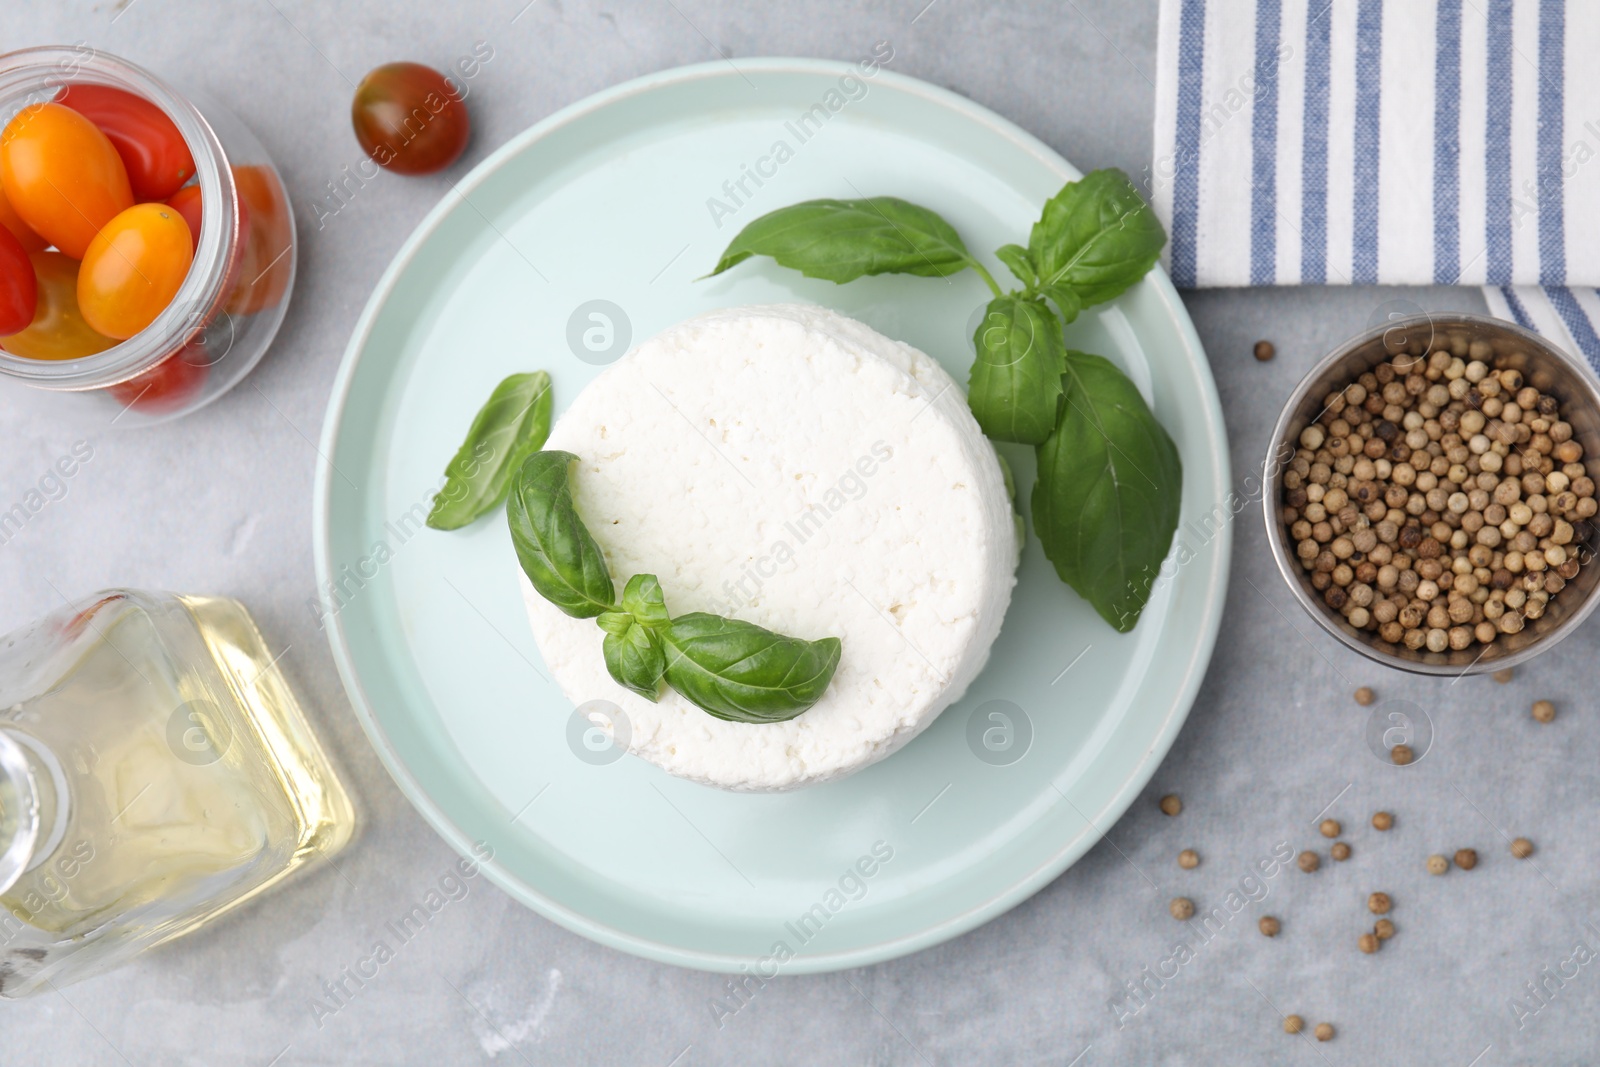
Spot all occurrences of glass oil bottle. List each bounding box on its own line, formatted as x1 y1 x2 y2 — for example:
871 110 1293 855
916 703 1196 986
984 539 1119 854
0 590 355 997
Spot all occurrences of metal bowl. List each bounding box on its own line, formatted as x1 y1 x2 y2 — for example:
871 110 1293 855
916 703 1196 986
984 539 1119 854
1264 312 1600 675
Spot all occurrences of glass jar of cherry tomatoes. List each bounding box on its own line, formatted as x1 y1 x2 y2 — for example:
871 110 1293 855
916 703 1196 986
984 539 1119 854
0 46 296 425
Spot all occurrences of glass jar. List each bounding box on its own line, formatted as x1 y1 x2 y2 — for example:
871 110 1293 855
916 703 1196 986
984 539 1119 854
0 590 355 997
0 46 297 425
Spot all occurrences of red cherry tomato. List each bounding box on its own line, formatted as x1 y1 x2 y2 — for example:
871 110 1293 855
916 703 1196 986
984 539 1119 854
0 252 118 361
56 84 195 201
0 184 46 253
0 224 38 336
78 203 194 340
351 62 470 175
165 183 249 255
166 184 203 251
106 345 208 413
0 103 133 259
226 165 291 316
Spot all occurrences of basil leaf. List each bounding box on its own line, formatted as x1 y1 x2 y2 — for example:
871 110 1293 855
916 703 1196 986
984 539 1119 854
1027 169 1167 308
994 243 1037 288
428 371 553 530
621 573 669 628
1039 283 1082 325
596 611 633 636
967 295 1065 445
506 451 616 618
602 618 667 701
706 197 975 283
1031 351 1182 633
596 575 672 698
659 613 842 723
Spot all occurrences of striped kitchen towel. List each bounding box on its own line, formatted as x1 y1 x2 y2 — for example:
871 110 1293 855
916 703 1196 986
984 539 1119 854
1150 0 1600 375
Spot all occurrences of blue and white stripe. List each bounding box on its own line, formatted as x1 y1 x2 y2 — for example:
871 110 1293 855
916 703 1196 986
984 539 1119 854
1152 0 1600 376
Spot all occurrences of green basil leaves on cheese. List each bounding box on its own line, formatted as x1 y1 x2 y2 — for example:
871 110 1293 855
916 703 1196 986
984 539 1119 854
619 571 670 626
659 613 842 724
427 371 553 530
708 168 1182 631
596 575 669 700
597 616 667 702
507 451 616 619
509 455 842 721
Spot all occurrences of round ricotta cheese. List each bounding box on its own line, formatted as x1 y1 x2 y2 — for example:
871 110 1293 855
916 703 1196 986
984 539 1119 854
519 303 1018 791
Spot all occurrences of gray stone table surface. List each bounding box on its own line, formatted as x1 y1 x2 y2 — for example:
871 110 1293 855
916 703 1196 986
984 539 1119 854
2 1 1596 1064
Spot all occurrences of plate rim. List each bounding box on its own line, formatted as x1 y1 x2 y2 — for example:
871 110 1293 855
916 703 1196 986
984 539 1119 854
314 56 1232 973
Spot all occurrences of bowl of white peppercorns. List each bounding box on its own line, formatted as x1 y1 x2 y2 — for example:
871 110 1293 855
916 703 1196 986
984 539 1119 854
1266 313 1600 674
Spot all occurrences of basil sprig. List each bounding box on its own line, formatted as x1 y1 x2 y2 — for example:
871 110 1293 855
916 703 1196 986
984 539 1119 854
708 169 1182 631
509 452 842 722
428 371 553 530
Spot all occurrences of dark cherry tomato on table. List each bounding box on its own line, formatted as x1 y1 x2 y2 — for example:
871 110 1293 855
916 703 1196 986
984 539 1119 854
0 103 133 259
79 203 194 340
56 84 195 201
0 224 38 336
0 252 118 361
226 165 291 315
105 344 208 413
0 184 46 253
351 62 470 175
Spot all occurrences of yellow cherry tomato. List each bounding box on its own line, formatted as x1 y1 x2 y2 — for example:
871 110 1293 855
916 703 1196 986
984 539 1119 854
0 252 118 361
78 203 194 340
0 103 133 259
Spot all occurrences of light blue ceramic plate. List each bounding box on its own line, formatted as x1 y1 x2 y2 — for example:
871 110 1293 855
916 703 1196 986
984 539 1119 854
315 58 1230 973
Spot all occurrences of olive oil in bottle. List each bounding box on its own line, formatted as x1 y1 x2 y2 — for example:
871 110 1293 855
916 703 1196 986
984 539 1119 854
0 590 355 997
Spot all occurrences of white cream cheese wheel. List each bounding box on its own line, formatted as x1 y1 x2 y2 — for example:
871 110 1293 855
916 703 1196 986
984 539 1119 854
520 303 1018 790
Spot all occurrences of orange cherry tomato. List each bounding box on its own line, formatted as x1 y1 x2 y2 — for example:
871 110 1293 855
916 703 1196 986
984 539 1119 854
226 165 292 315
0 103 133 259
0 184 46 252
78 203 194 340
0 252 118 360
351 62 470 175
57 84 195 201
106 345 207 413
165 183 250 255
0 224 37 335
